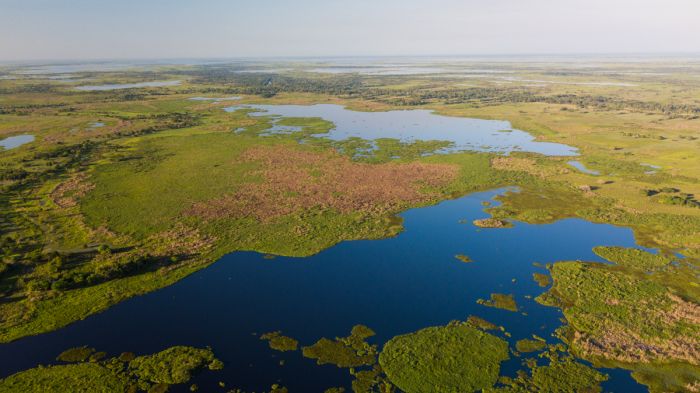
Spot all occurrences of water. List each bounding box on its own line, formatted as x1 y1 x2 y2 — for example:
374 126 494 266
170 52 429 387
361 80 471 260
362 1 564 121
641 163 661 174
225 104 578 156
75 80 181 91
0 189 645 392
568 160 600 175
0 134 34 150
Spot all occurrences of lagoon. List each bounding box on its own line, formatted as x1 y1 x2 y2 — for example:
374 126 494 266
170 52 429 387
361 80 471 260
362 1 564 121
0 189 645 392
225 104 578 156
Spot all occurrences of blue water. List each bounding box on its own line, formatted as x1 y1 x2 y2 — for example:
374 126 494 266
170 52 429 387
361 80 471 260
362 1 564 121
0 189 646 392
568 160 601 175
224 104 579 156
0 134 34 150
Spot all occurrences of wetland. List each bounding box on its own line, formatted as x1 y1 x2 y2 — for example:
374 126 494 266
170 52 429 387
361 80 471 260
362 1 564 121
0 57 698 392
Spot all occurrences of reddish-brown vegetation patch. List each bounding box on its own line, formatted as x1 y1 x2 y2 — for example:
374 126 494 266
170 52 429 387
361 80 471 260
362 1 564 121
187 145 458 221
147 223 214 257
51 173 95 208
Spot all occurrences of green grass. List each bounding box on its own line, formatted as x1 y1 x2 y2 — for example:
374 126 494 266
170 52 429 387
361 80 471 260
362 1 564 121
592 246 672 270
379 322 509 393
0 363 128 393
0 345 221 393
537 260 700 392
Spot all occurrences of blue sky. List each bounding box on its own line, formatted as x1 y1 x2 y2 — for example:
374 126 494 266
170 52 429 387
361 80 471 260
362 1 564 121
1 0 698 60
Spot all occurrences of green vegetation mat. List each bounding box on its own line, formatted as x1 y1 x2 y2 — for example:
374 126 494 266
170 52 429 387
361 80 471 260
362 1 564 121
379 322 509 392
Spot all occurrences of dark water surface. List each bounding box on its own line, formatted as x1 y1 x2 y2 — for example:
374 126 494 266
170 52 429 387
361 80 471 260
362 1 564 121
0 189 646 392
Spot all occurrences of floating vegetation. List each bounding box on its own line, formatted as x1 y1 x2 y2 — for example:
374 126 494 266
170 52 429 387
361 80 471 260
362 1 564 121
260 331 299 352
532 272 550 287
592 246 671 270
455 254 473 263
0 345 222 393
515 338 547 353
473 218 512 228
487 353 608 393
129 346 223 386
379 321 509 393
477 293 519 312
302 325 377 368
466 315 499 331
56 346 96 362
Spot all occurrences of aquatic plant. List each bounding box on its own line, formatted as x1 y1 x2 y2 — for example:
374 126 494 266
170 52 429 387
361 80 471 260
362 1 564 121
260 331 299 352
473 218 512 228
379 322 509 393
56 346 96 362
466 315 499 330
487 356 608 393
477 293 519 312
129 346 222 385
515 338 546 353
302 325 377 368
455 254 473 263
532 272 550 287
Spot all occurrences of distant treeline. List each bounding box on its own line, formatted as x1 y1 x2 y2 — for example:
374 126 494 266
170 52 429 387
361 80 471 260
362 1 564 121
183 68 700 117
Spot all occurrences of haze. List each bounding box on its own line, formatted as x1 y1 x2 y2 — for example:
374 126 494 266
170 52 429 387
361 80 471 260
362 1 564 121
1 0 699 61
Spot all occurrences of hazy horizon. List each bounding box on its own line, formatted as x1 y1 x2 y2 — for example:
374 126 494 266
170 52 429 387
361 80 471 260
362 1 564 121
1 0 699 61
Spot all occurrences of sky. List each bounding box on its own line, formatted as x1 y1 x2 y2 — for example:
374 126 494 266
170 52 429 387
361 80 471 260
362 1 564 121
1 0 699 61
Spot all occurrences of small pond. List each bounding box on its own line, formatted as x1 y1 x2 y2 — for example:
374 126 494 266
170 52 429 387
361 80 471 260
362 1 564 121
567 160 600 175
0 134 34 150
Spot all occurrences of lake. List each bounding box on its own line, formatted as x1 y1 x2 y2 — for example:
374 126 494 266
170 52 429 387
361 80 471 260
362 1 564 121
225 104 578 156
0 134 34 150
0 189 646 392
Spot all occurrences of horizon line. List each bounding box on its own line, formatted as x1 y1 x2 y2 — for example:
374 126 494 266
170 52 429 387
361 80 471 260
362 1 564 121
3 51 700 65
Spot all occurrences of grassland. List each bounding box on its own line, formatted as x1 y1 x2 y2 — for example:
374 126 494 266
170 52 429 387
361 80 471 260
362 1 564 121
1 59 699 391
537 253 700 392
